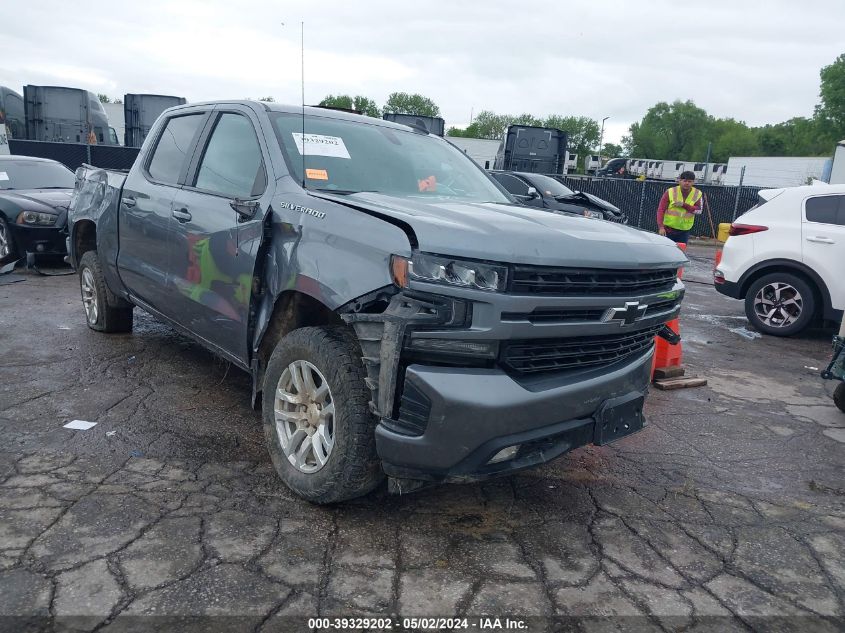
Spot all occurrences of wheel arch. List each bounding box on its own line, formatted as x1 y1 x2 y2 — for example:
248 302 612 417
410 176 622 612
71 219 98 268
254 290 347 399
738 259 832 321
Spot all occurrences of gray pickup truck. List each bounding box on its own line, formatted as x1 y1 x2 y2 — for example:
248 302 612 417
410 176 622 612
68 100 686 503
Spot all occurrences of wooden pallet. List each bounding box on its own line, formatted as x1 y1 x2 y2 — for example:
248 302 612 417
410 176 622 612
653 377 708 390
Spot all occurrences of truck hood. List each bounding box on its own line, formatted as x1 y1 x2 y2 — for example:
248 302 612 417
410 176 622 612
0 189 73 214
319 192 686 269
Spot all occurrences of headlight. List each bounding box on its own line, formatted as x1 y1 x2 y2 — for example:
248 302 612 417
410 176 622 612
18 211 58 226
583 209 603 220
391 253 507 292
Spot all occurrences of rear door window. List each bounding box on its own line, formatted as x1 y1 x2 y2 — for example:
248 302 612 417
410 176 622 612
147 114 206 185
806 195 845 226
193 113 266 198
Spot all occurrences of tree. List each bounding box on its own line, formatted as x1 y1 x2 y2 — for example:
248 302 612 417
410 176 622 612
383 92 441 117
624 100 711 160
544 115 600 166
98 94 111 104
114 98 123 105
259 96 275 102
319 94 354 110
601 142 623 158
460 111 509 139
352 96 380 118
318 94 380 117
815 52 845 141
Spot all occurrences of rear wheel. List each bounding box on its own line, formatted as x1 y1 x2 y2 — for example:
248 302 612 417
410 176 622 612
0 216 16 264
78 251 133 333
262 326 383 504
744 272 815 337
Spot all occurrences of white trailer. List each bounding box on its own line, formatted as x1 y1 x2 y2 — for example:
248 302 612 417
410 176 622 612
584 155 601 172
829 141 845 185
564 151 578 173
725 156 832 187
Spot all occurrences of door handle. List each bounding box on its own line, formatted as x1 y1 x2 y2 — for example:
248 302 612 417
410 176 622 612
806 236 834 244
122 197 136 208
172 208 192 223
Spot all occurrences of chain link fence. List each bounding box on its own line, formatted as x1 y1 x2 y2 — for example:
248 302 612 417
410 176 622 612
558 176 764 237
9 139 140 172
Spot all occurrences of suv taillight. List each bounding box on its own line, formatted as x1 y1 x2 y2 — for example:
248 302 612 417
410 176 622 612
729 223 768 236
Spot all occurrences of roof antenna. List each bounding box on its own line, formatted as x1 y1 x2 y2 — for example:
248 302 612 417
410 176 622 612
300 20 306 190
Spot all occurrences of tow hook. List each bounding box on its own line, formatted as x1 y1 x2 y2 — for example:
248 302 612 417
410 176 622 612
658 324 681 345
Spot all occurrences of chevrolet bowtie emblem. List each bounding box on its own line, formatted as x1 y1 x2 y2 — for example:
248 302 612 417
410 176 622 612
603 301 648 326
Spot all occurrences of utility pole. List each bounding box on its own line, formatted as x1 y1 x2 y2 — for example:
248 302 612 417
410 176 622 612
597 116 609 174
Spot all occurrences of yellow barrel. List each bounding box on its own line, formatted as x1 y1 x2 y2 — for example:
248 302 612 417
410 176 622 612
717 223 731 242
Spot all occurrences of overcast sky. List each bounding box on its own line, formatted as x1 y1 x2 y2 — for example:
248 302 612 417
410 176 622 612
2 0 842 144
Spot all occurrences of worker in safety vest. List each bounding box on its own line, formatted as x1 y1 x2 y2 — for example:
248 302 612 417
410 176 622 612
657 170 702 245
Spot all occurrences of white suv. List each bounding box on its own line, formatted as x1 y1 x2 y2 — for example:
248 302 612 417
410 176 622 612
715 184 845 336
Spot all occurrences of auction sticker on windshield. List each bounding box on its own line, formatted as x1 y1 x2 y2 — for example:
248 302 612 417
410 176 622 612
291 133 351 159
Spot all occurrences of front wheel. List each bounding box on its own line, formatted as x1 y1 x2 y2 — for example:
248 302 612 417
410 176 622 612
78 251 134 333
261 326 383 503
744 272 816 337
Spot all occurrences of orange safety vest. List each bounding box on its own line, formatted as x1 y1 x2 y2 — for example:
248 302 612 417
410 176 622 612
664 186 702 231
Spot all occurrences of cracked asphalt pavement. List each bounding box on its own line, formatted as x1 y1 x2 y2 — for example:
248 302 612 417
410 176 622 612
0 245 843 632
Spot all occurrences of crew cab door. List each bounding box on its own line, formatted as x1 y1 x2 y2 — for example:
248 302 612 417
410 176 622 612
118 111 209 308
166 107 272 363
802 193 845 311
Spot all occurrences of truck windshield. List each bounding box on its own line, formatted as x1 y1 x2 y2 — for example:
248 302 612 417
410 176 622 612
271 113 511 203
0 159 75 190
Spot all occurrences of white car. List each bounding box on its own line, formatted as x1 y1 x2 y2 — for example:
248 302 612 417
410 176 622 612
715 184 845 336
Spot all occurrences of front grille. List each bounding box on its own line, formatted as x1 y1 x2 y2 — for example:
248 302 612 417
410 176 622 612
509 266 677 296
501 325 662 375
502 307 606 323
502 298 679 325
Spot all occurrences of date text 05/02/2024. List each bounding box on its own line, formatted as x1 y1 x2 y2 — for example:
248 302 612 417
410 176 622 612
307 617 528 630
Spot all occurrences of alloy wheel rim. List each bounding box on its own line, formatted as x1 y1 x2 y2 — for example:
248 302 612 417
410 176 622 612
754 282 802 328
274 360 335 474
81 268 99 324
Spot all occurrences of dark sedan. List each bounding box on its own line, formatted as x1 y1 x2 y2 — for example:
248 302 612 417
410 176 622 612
0 156 75 263
489 170 627 223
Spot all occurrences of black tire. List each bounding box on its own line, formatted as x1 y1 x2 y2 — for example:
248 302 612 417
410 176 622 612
78 251 134 333
744 272 816 337
262 326 383 504
0 216 16 264
834 383 845 414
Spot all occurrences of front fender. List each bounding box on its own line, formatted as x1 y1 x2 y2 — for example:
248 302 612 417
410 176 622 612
251 194 413 355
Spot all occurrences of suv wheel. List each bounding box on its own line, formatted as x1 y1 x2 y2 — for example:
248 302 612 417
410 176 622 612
261 326 383 503
744 272 816 336
78 251 134 333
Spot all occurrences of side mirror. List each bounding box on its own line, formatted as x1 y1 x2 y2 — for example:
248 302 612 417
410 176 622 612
526 187 539 199
230 198 261 222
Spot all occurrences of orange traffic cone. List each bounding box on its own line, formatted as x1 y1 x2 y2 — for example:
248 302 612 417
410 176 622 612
652 243 685 380
651 242 707 389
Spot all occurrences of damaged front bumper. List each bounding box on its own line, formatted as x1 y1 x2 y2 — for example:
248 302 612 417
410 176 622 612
342 291 655 489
